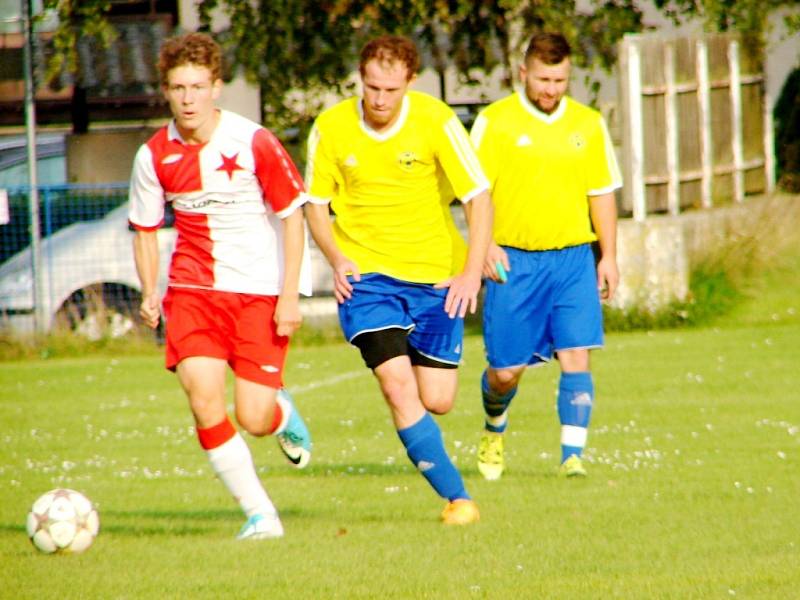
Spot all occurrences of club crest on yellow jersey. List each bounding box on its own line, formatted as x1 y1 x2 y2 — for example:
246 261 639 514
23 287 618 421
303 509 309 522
569 132 586 149
397 151 418 172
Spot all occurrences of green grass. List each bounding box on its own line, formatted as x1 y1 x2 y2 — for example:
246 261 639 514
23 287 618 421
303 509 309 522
2 251 800 599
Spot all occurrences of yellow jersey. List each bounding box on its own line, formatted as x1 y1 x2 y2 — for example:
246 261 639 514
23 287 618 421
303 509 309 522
306 91 488 283
471 92 621 251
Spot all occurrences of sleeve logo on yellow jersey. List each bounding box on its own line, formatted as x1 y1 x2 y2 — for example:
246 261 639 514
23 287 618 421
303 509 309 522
516 134 533 147
397 151 419 172
570 132 586 149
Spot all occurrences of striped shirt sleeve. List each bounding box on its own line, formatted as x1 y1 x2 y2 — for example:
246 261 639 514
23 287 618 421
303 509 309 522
436 113 489 203
252 128 307 216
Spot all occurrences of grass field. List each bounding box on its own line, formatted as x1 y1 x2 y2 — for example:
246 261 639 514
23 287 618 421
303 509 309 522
2 253 799 599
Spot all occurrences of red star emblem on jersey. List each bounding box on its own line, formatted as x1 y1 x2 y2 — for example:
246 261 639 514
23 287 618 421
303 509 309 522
216 152 245 180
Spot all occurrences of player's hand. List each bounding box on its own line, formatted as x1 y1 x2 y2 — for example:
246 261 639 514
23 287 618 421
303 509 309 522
275 294 302 337
139 292 161 329
596 256 619 302
483 243 510 283
332 257 360 304
435 270 482 319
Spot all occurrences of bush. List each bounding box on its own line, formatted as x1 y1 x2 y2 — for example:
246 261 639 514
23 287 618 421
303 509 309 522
775 67 800 192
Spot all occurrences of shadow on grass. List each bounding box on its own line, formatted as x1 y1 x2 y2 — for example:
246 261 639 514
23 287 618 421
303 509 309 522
103 507 240 521
1 520 215 545
298 462 415 477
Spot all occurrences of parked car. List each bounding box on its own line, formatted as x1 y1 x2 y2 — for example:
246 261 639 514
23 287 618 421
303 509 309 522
0 200 338 339
0 203 176 339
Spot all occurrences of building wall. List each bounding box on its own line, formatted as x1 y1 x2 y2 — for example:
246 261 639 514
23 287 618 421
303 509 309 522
66 129 156 184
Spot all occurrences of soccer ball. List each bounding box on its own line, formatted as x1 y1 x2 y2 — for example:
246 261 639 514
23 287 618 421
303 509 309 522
26 488 100 554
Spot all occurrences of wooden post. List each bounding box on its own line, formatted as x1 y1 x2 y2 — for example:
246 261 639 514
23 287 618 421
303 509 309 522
728 39 745 203
763 88 776 194
664 41 680 215
696 39 713 208
622 37 647 222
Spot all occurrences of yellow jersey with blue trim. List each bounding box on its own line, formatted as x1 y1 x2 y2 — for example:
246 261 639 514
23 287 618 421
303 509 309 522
471 92 622 251
305 91 488 283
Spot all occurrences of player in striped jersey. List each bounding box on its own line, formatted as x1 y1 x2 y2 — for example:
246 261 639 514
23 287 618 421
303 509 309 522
129 33 312 540
305 35 493 525
472 32 622 480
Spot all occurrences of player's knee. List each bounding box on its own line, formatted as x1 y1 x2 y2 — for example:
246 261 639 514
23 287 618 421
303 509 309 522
234 407 272 437
378 373 416 406
188 396 227 430
490 368 521 393
557 349 590 372
423 394 454 415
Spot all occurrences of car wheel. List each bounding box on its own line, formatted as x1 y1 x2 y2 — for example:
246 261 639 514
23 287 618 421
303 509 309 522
54 283 156 341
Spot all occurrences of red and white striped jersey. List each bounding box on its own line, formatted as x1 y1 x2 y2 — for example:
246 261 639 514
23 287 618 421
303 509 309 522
129 110 312 296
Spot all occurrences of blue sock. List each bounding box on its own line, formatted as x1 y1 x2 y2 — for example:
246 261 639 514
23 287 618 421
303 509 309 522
481 370 517 433
557 372 594 463
397 413 469 501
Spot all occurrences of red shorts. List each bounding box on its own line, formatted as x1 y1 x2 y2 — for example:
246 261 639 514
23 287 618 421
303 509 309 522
162 287 288 388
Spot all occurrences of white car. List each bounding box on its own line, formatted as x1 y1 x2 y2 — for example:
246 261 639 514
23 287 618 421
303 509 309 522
0 201 337 339
0 203 176 339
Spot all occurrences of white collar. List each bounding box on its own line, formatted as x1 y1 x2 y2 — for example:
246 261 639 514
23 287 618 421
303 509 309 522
517 90 566 124
357 95 410 141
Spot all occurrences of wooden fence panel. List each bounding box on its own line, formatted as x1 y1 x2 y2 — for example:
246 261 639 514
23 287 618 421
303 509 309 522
618 32 774 219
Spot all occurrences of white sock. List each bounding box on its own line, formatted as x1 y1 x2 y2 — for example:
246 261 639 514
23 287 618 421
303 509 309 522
486 412 508 429
206 433 277 518
274 391 292 434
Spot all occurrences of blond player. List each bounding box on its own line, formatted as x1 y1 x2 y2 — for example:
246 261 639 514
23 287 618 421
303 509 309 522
304 35 493 524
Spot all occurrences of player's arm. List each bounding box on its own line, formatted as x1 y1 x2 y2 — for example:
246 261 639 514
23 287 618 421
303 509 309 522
129 144 164 329
469 112 507 283
251 127 308 334
133 230 160 329
304 122 359 303
440 189 493 318
435 111 494 316
275 207 304 337
589 192 619 301
304 202 359 303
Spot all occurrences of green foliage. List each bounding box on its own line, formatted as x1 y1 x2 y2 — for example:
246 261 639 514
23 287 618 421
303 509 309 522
602 265 743 332
35 1 799 129
652 0 800 46
196 0 362 131
200 0 647 129
40 0 118 88
0 330 160 362
33 1 647 142
774 67 800 192
605 194 800 333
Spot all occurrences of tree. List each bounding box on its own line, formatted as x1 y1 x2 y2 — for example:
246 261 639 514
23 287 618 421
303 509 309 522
195 0 645 131
653 0 799 40
36 1 644 132
38 1 799 132
40 0 118 133
41 0 117 80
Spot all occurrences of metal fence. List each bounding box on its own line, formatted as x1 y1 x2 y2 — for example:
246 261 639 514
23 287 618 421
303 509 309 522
0 182 338 340
0 183 168 339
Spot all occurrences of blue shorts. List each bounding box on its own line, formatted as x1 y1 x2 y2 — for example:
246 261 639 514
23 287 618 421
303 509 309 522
483 244 603 368
338 273 464 365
